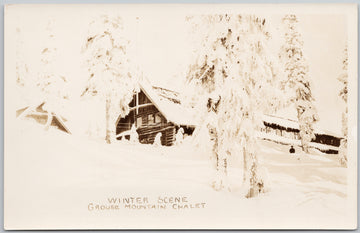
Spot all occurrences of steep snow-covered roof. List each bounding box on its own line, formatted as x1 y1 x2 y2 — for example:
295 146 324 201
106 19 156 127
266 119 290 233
139 82 199 127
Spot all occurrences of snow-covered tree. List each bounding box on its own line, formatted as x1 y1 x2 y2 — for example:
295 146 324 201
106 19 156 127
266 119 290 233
187 15 283 197
82 15 137 144
18 19 69 129
39 19 69 129
15 27 28 87
280 15 318 153
338 44 348 167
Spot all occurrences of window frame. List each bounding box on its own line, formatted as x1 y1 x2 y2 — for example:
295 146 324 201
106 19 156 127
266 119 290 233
155 113 162 124
148 114 155 125
136 117 142 127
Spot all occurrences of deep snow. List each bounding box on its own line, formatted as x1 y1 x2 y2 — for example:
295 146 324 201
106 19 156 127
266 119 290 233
4 119 350 229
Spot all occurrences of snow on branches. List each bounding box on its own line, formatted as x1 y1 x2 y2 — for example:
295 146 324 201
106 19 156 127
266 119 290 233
338 45 348 104
17 19 69 130
39 20 69 115
15 27 28 87
82 15 137 144
280 15 318 153
338 44 348 167
187 14 283 197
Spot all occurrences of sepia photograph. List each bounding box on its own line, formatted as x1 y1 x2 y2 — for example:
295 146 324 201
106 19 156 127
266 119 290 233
3 3 358 230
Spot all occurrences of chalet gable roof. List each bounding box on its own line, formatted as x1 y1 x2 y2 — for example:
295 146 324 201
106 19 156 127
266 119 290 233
139 82 199 127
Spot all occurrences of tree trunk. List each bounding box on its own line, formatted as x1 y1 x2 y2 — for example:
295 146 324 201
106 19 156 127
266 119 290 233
339 138 347 167
297 108 307 153
218 155 227 176
244 136 267 198
247 158 259 198
212 151 228 191
220 156 228 190
216 152 219 170
245 151 263 198
243 148 248 183
211 133 230 191
105 96 112 144
302 139 309 153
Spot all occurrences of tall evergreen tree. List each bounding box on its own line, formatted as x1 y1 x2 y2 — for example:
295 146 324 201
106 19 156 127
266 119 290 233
15 27 28 87
187 15 283 197
18 19 68 129
82 15 137 144
338 44 348 167
280 15 318 153
38 19 69 129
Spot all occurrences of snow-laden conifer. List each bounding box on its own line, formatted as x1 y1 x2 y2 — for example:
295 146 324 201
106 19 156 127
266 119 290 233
280 15 319 153
82 15 137 144
18 19 69 129
187 15 284 197
15 27 28 87
338 45 348 167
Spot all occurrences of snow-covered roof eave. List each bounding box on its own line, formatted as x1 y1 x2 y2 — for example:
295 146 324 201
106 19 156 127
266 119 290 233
168 120 198 128
139 82 199 127
262 114 299 130
262 114 343 139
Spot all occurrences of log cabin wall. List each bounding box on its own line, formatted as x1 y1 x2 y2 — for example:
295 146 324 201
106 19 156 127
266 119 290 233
262 123 301 140
312 134 341 147
135 92 176 146
116 90 177 146
137 124 176 146
262 122 342 148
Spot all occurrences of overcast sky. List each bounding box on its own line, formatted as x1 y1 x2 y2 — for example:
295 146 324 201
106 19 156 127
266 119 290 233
8 4 348 135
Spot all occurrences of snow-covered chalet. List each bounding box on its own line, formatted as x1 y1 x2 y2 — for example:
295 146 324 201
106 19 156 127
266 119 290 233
115 82 197 146
116 82 342 153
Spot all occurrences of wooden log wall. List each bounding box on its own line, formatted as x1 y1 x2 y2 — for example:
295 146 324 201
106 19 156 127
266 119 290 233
312 134 341 147
116 90 179 145
137 123 176 146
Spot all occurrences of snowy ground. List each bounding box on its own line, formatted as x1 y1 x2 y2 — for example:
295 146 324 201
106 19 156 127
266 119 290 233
4 119 351 229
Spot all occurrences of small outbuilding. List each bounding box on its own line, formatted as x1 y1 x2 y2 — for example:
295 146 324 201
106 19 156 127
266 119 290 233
16 102 71 134
260 114 342 154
